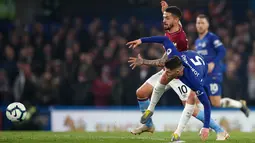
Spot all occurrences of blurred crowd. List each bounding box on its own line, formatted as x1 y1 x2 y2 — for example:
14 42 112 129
1 0 255 106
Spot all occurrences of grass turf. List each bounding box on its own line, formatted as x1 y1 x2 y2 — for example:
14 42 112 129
0 131 254 143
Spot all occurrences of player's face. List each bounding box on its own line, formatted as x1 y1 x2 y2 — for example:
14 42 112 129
196 17 209 34
163 12 177 30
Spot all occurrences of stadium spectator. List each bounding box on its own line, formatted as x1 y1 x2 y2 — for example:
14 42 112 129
1 0 255 106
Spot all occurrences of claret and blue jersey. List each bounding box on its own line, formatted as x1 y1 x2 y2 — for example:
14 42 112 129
195 32 226 96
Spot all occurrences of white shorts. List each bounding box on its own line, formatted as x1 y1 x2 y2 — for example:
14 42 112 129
146 70 191 101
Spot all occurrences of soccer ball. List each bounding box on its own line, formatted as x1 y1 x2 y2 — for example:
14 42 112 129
6 102 27 122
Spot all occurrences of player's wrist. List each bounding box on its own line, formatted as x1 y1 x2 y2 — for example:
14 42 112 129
203 126 209 129
141 58 144 65
139 38 143 43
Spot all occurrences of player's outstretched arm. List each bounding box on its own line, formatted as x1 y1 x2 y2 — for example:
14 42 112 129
142 53 168 67
127 36 175 49
140 36 181 57
140 36 173 46
127 36 180 69
128 53 167 69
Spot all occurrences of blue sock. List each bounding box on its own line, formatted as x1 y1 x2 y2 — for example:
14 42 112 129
138 99 153 127
195 110 224 133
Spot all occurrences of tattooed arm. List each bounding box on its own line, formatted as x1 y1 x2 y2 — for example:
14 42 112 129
128 52 168 69
142 52 168 67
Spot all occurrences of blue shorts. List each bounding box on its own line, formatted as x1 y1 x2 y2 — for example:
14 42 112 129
204 81 222 96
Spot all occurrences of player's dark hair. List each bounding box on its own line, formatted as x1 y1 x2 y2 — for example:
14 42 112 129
165 6 182 19
197 14 209 23
165 56 182 70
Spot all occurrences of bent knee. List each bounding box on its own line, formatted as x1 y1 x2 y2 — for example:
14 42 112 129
192 107 200 117
189 91 196 98
211 101 221 107
136 85 153 99
210 96 221 107
186 91 196 104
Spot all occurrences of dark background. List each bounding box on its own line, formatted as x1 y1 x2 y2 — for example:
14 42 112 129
0 0 255 124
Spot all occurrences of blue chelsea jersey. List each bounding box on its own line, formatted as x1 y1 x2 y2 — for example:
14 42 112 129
165 44 208 91
140 36 211 128
195 32 226 82
179 50 208 91
141 36 208 91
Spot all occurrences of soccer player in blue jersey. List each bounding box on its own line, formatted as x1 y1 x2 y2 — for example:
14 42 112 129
127 36 227 141
195 14 250 116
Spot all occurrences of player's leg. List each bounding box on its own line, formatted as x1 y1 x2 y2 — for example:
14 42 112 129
172 91 196 140
192 103 229 140
147 71 170 112
195 97 204 110
136 82 154 127
140 71 170 123
207 82 250 117
131 82 155 135
170 80 228 140
131 70 164 134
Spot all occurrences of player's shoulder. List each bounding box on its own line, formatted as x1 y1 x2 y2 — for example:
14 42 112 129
183 50 197 57
207 32 223 47
165 28 187 41
207 32 219 40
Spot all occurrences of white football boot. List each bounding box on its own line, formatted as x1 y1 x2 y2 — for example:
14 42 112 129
130 124 155 135
216 131 230 141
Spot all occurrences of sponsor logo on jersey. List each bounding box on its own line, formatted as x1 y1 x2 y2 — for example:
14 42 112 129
181 55 200 77
198 42 207 48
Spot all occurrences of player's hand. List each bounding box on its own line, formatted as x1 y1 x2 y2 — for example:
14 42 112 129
208 62 215 73
128 54 144 70
161 0 168 13
126 39 142 49
200 128 209 141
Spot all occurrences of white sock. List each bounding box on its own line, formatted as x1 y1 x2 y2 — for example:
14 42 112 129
220 98 242 108
147 82 166 112
196 102 204 110
174 104 195 136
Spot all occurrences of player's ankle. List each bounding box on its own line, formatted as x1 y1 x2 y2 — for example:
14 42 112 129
145 123 154 128
215 127 225 134
174 130 181 137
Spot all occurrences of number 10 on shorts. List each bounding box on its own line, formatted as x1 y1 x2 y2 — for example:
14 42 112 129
178 85 188 94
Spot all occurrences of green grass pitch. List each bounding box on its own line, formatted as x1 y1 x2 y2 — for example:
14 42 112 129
0 131 254 143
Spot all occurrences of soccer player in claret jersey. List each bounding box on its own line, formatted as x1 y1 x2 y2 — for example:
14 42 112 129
127 36 216 141
129 1 228 141
129 1 227 140
129 5 195 135
195 14 250 116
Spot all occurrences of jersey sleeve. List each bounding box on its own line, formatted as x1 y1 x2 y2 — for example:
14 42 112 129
211 35 226 63
195 87 211 128
140 36 181 58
